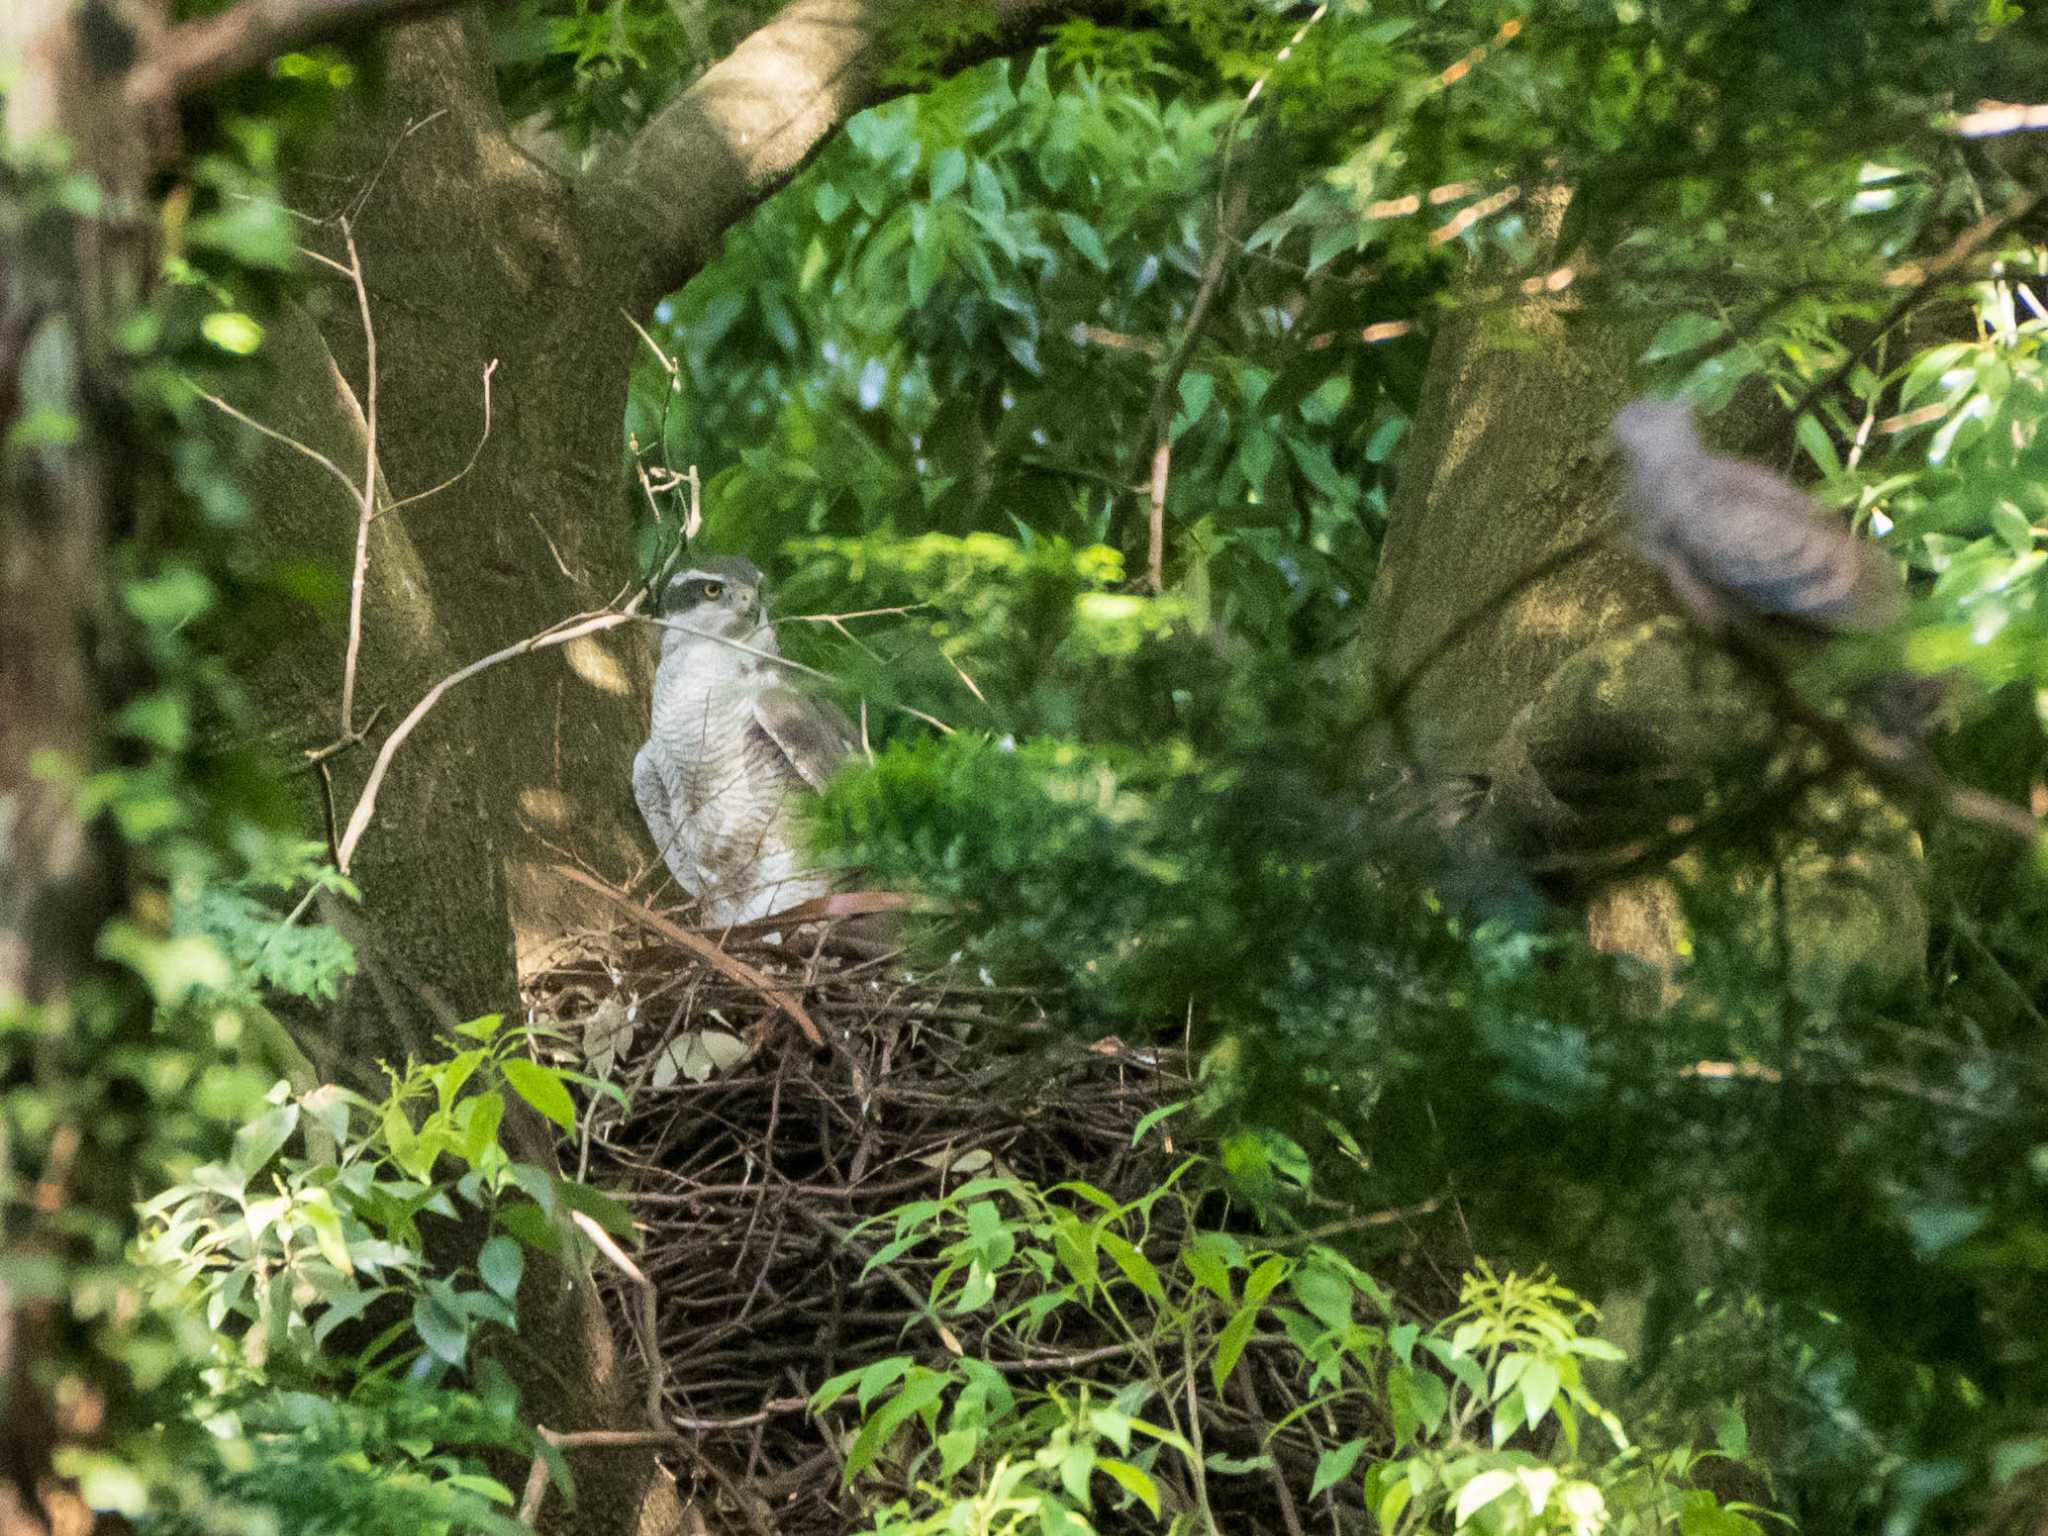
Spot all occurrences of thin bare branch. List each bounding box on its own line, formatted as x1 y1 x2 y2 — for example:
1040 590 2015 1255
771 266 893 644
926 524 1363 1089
1951 100 2048 139
382 358 498 515
622 307 680 378
337 216 377 738
196 389 360 505
335 609 640 873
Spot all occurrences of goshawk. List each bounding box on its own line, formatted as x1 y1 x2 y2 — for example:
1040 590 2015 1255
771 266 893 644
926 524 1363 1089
1612 397 1902 634
633 557 860 927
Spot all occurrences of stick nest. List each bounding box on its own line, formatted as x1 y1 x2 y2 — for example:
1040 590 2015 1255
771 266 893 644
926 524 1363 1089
523 919 1204 1536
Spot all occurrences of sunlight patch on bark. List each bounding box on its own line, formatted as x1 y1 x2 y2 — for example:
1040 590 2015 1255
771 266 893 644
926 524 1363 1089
563 634 633 694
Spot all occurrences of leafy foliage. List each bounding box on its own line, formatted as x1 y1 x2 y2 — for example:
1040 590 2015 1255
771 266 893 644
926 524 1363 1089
629 7 2048 1532
811 1153 1767 1536
15 0 2048 1532
133 1017 614 1534
0 76 373 1519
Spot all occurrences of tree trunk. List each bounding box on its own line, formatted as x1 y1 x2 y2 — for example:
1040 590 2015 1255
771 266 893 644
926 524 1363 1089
235 14 657 1070
222 4 1082 1527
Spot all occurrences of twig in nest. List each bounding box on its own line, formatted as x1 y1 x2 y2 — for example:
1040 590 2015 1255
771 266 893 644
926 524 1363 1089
552 866 827 1049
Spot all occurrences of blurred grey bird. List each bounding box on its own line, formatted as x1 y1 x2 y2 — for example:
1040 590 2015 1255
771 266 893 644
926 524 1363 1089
1612 398 1903 634
633 556 860 927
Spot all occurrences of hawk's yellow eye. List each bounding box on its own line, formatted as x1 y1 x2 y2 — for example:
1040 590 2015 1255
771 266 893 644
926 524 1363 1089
702 581 725 599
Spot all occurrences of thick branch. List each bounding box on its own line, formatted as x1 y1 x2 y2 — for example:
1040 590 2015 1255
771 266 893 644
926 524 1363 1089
603 0 1085 300
127 0 462 105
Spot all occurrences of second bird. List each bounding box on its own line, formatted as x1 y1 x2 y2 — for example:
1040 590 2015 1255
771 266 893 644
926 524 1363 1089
1612 397 1903 635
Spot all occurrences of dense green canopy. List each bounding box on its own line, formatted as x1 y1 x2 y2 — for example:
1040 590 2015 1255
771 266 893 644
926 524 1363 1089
5 0 2048 1532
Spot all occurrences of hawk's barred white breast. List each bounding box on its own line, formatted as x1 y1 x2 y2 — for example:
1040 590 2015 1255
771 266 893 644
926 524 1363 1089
632 556 860 927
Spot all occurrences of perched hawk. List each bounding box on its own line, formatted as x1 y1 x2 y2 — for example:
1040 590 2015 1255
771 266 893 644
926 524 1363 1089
1612 397 1902 634
633 557 860 927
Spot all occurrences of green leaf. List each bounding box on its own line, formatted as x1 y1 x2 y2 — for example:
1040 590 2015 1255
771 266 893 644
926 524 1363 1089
1205 1452 1271 1475
457 1089 506 1165
1057 211 1110 271
187 200 297 270
1050 1213 1100 1296
1641 312 1728 363
908 227 946 307
443 1474 515 1506
122 565 215 628
298 1187 354 1274
1172 371 1214 441
1181 1234 1234 1302
1374 1465 1417 1531
557 1176 634 1237
930 147 967 202
1310 1440 1366 1498
1366 415 1408 464
494 1200 560 1257
1096 1458 1160 1517
1990 500 2035 556
311 1283 386 1346
1454 1468 1517 1525
200 312 265 355
814 182 851 224
858 1356 913 1411
1211 1296 1260 1394
7 407 80 452
413 1290 469 1367
1677 1490 1764 1536
810 1365 868 1410
479 1236 524 1301
1795 413 1842 478
1086 1407 1132 1455
1289 1262 1353 1335
937 1427 979 1479
1097 1230 1163 1302
501 1058 576 1134
844 1372 949 1485
230 1103 299 1179
1131 1101 1186 1148
1306 217 1357 275
1519 1357 1561 1429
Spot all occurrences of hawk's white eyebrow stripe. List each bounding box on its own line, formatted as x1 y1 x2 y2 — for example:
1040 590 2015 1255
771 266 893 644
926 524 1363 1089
672 569 739 586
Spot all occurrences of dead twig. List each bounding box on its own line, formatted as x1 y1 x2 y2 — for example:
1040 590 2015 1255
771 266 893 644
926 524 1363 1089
1131 187 1244 593
1775 188 2042 446
551 866 827 1049
382 357 497 516
334 607 640 871
195 388 359 504
336 216 376 738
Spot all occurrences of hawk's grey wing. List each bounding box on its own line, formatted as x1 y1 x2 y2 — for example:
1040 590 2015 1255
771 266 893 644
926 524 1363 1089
751 684 860 794
1671 458 1901 630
